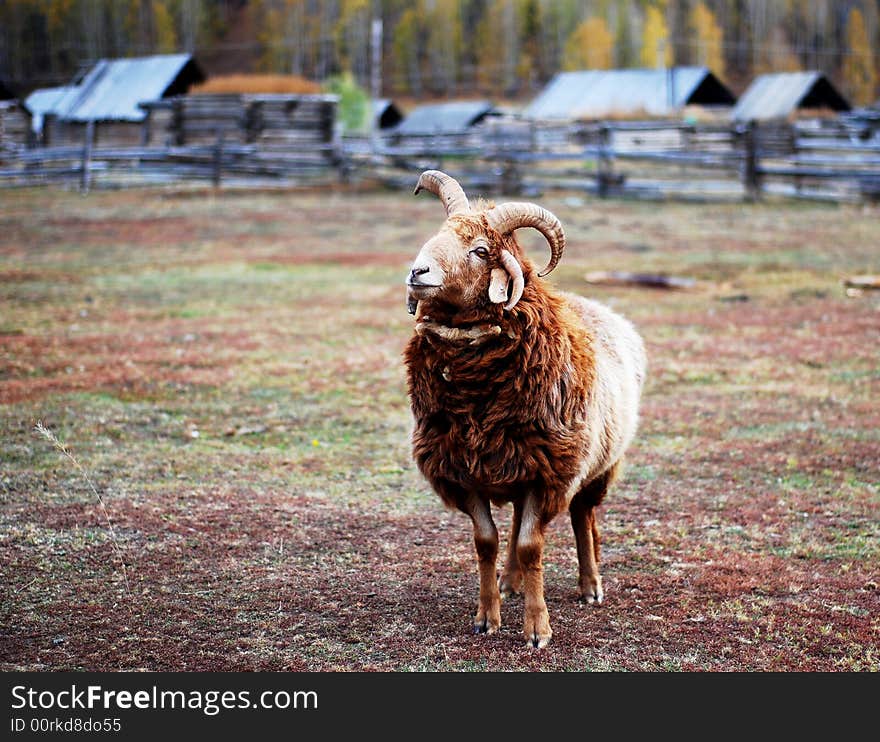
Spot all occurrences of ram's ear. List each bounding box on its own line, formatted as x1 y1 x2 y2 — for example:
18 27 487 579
488 267 509 304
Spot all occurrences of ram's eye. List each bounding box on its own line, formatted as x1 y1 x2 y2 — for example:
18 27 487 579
471 246 489 259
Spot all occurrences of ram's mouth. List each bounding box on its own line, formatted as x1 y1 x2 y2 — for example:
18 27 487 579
406 282 440 315
406 282 441 299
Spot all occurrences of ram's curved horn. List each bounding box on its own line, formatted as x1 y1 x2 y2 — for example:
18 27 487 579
413 170 471 217
500 249 524 311
485 203 565 277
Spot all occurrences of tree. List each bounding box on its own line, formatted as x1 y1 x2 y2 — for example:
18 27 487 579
537 0 580 76
154 1 178 54
323 71 369 132
76 0 110 62
173 0 203 53
281 0 309 76
755 25 801 74
640 4 671 68
106 0 130 58
124 0 154 56
517 0 542 88
425 0 462 95
337 0 371 85
843 7 877 106
475 0 520 95
614 1 637 68
563 17 614 71
392 6 422 95
689 1 724 76
748 1 798 74
252 0 285 72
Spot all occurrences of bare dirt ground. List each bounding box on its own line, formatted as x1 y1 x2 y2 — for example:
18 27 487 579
1 186 877 671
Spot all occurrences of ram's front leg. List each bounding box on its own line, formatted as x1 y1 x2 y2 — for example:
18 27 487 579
464 494 501 635
518 495 551 648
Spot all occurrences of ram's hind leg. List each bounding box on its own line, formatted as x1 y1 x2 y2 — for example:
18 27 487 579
499 499 524 598
464 495 501 635
569 463 619 605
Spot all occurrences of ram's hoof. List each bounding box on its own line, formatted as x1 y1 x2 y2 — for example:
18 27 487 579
473 618 499 635
473 604 501 635
578 576 604 605
527 630 552 649
523 608 552 649
498 572 523 599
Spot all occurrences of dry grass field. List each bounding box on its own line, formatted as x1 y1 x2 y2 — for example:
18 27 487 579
1 185 877 671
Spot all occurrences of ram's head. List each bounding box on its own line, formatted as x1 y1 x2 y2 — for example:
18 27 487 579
406 170 565 316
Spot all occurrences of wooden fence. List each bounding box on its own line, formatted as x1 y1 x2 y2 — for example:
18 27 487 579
1 93 343 189
2 110 879 203
0 137 343 191
360 117 880 203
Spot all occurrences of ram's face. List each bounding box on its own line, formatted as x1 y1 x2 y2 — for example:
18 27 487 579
406 170 563 317
406 224 507 313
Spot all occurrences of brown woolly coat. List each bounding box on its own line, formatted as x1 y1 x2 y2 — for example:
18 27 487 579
404 221 636 524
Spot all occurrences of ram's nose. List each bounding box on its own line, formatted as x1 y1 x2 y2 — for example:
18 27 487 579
408 265 430 285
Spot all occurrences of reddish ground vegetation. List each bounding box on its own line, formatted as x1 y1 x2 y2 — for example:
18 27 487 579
0 188 877 671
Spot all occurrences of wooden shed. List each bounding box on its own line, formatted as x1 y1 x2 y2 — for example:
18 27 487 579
731 72 850 122
524 67 736 121
24 54 205 146
0 100 31 155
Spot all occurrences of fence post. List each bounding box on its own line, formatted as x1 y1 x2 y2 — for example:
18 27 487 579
80 120 94 193
141 107 151 146
172 97 184 146
499 159 521 195
743 120 761 202
597 122 613 198
792 127 802 195
212 129 224 188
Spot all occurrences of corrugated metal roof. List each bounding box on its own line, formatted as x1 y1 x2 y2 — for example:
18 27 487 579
24 86 74 116
731 71 850 121
23 86 77 133
394 100 496 135
524 67 733 120
68 54 195 121
27 54 200 123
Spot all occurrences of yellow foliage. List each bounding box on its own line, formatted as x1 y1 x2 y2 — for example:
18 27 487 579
392 7 421 94
154 1 178 54
427 0 462 86
476 0 508 90
754 26 801 74
340 0 369 14
43 0 73 35
689 2 724 76
336 0 371 73
843 8 877 106
640 5 671 68
256 5 284 73
563 17 614 71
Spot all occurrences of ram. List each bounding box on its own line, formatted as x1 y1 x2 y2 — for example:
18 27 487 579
404 170 646 647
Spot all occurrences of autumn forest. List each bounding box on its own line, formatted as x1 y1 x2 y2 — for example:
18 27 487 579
1 1 878 104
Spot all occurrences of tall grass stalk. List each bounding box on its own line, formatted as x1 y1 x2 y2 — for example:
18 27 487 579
34 420 131 601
